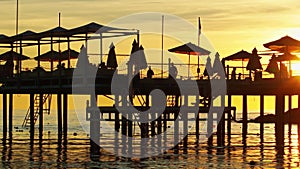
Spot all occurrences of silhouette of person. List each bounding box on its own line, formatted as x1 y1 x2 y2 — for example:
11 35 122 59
147 66 154 79
169 62 178 78
231 67 236 80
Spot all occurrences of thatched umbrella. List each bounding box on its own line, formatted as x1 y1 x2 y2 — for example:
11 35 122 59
106 43 118 69
265 54 279 75
168 42 210 78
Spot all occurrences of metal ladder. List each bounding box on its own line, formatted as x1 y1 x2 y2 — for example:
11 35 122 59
22 94 52 128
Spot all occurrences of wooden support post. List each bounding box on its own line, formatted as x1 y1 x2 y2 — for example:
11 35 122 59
207 97 213 147
174 95 180 154
183 95 188 154
8 94 13 140
57 94 62 139
227 95 232 145
242 95 247 144
260 95 264 143
30 94 34 141
275 94 285 152
90 94 100 160
114 95 120 158
3 94 7 141
288 95 292 136
63 94 68 140
217 95 225 147
39 94 43 140
121 95 127 156
128 109 132 157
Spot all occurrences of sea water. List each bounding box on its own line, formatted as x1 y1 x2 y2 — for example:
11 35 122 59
0 108 299 168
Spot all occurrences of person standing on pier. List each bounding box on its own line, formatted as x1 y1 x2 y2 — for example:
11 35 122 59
231 67 237 80
169 62 178 78
147 66 154 79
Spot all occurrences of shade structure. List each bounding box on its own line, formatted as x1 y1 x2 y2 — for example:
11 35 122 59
10 30 38 41
0 51 30 61
265 54 279 74
168 42 210 55
263 35 300 52
204 56 212 77
275 52 300 62
34 51 60 61
212 52 225 78
246 48 262 71
222 50 258 61
37 26 69 38
61 49 79 60
168 42 210 78
68 22 103 35
35 49 79 62
106 43 118 69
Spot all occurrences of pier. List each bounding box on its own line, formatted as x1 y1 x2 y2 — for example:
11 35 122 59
0 22 300 161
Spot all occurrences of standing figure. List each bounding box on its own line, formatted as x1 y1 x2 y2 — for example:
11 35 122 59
147 66 154 79
231 67 236 80
169 62 178 78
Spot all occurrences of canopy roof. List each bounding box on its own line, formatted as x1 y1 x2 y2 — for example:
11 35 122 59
34 49 79 62
0 22 138 44
0 51 30 61
275 52 300 62
222 50 260 61
168 42 210 55
263 36 300 52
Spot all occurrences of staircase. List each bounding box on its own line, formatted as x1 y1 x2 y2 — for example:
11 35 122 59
22 94 52 128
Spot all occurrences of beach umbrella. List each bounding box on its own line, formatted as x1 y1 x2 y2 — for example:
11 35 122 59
203 56 212 77
275 52 300 62
106 43 118 69
135 45 148 71
34 51 60 62
61 49 79 60
168 42 210 78
222 49 259 77
246 48 262 71
128 39 147 74
128 39 140 64
263 35 300 52
0 51 30 61
212 52 225 78
265 54 279 74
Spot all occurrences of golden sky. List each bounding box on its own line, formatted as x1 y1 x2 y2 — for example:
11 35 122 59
0 0 300 58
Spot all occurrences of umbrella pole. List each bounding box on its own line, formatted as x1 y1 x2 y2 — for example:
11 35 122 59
197 55 199 79
289 60 292 78
188 53 190 79
242 59 244 79
100 33 103 65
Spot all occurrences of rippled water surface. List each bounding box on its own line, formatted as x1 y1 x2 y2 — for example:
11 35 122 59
1 110 300 168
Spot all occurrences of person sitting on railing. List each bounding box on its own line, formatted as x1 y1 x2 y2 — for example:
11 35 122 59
147 66 154 79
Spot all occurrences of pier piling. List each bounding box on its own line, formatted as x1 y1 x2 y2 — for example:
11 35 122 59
57 94 62 139
275 94 285 152
9 94 13 139
242 95 247 144
63 94 68 140
30 94 34 141
39 94 43 140
3 94 7 141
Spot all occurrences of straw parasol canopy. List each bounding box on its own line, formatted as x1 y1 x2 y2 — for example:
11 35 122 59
222 50 257 61
212 52 225 78
275 52 300 62
246 48 262 71
263 35 300 52
168 42 210 78
35 49 79 62
106 43 118 69
0 51 30 61
265 54 279 74
203 56 212 77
